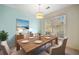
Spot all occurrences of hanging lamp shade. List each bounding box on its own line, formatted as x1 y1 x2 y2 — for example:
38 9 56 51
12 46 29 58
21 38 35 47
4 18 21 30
36 4 44 19
36 12 44 19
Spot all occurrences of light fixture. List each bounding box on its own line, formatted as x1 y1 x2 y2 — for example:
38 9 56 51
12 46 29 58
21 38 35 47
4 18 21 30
36 4 44 19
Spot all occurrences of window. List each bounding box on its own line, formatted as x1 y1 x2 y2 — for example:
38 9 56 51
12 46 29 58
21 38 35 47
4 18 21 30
51 14 66 38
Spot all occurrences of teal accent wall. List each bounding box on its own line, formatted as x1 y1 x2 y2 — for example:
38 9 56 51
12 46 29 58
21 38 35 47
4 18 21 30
0 5 40 48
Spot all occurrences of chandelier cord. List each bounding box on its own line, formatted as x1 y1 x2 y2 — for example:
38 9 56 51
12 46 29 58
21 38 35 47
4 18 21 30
38 4 41 12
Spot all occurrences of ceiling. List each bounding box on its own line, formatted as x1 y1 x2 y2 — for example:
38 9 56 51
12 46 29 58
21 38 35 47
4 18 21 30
4 4 72 18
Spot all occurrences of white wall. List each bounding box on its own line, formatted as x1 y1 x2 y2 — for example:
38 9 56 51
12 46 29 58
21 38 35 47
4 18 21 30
45 5 79 51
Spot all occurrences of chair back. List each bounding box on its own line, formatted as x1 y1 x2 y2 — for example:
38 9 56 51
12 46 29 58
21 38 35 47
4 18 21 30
16 34 24 40
48 37 68 55
61 37 68 50
58 37 68 54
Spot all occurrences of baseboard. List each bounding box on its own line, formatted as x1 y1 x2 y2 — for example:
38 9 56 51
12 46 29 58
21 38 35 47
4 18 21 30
66 46 79 52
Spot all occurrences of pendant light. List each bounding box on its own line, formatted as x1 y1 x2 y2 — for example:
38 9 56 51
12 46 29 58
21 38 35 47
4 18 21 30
36 4 44 19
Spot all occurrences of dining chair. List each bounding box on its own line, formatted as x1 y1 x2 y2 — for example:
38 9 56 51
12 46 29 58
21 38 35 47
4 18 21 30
46 37 68 55
16 34 24 40
0 45 8 55
1 41 25 55
16 34 24 50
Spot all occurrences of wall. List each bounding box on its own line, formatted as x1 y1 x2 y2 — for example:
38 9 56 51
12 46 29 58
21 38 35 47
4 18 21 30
0 5 40 48
45 5 79 51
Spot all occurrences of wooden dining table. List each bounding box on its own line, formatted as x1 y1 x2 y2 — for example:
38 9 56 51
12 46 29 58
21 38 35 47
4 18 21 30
16 35 58 54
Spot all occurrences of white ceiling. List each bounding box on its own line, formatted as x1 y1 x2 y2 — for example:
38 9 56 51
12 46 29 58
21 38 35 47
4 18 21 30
4 4 72 16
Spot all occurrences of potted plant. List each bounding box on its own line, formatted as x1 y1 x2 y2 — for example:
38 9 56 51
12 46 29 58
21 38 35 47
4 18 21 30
0 30 8 45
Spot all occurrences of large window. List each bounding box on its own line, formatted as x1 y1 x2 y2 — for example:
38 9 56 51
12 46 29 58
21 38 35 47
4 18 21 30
44 14 66 37
51 14 66 38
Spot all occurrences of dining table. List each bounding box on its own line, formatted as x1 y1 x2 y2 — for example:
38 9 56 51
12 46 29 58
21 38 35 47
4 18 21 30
16 35 58 55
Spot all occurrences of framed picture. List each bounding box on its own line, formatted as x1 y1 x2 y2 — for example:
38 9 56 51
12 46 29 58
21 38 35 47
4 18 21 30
16 19 29 34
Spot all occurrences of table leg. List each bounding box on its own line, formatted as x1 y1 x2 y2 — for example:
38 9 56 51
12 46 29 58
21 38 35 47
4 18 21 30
16 43 20 51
